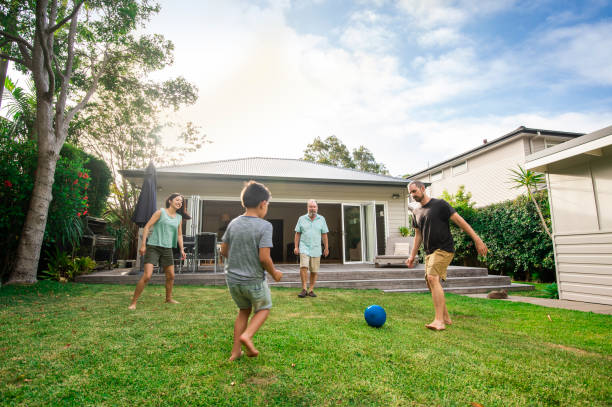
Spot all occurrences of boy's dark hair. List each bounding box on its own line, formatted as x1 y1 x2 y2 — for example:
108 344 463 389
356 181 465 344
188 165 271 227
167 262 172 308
241 181 271 208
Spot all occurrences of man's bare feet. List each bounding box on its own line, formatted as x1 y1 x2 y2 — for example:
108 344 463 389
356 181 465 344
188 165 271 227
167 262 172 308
425 321 446 331
128 303 137 310
165 299 179 304
229 350 244 361
239 334 259 357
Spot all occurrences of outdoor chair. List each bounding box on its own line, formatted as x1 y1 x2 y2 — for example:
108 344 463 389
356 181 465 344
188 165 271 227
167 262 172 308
192 232 218 272
374 236 416 267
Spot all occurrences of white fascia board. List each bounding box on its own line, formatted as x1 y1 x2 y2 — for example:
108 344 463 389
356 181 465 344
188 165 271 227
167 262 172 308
525 134 612 172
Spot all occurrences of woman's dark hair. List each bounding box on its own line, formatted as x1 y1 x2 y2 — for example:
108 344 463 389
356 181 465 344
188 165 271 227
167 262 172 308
165 193 192 220
240 181 271 208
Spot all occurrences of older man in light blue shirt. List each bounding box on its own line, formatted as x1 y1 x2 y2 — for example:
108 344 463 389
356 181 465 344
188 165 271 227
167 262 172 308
294 199 329 298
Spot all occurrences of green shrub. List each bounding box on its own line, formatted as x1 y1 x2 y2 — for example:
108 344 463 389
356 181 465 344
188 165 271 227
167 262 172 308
0 129 91 281
442 186 554 282
83 154 112 217
41 248 96 282
545 283 559 299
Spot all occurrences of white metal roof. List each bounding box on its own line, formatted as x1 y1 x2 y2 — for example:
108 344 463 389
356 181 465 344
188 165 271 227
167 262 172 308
121 157 410 186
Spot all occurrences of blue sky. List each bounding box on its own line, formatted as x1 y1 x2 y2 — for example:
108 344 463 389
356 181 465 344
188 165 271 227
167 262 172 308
61 1 612 175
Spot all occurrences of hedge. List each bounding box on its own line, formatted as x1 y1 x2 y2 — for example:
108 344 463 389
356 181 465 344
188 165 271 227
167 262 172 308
447 191 555 282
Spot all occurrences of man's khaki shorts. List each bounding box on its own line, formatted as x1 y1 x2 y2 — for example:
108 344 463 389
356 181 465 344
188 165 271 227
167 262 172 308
299 253 321 273
424 249 454 281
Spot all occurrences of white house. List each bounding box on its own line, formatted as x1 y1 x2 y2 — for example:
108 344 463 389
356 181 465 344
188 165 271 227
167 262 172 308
525 125 612 305
409 126 583 207
121 157 412 264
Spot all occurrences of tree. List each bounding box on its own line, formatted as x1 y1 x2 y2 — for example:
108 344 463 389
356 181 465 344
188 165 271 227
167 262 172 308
303 135 389 174
0 0 174 284
304 135 354 169
76 68 203 258
352 145 389 175
508 165 552 239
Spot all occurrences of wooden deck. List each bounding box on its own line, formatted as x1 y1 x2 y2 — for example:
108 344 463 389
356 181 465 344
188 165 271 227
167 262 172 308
75 263 533 294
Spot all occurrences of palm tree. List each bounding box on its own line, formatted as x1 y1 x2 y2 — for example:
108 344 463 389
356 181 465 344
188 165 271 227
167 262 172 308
1 76 37 140
509 165 552 239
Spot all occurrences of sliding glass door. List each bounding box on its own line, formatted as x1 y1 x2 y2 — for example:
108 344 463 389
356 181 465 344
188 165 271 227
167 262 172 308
342 204 362 262
341 202 380 263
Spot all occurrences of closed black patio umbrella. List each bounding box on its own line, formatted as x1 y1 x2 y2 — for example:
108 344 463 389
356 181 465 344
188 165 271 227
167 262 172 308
131 162 157 272
132 162 157 227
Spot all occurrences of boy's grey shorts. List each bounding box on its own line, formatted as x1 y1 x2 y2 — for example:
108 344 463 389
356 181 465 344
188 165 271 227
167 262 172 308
228 280 272 313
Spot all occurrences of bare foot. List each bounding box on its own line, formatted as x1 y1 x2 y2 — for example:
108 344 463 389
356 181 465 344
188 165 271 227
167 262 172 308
239 334 259 357
128 303 137 310
425 321 446 331
444 319 452 325
229 350 244 361
165 299 179 304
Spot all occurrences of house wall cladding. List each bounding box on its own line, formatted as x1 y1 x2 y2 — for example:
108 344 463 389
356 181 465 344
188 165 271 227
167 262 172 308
554 232 612 305
154 177 409 239
548 147 612 305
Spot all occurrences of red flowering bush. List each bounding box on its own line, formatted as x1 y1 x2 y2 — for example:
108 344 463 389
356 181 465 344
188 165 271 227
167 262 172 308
0 130 89 281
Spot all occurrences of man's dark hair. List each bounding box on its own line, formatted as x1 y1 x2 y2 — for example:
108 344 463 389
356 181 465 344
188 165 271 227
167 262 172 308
408 180 426 189
241 180 271 208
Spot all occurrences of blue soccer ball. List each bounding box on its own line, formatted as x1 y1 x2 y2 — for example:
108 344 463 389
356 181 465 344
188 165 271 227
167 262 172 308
364 305 386 327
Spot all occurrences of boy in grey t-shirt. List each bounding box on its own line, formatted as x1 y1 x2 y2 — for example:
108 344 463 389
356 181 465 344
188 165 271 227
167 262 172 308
220 181 283 361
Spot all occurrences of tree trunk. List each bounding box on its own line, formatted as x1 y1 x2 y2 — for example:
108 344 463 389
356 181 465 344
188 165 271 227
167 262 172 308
0 58 8 109
6 99 57 284
528 187 552 240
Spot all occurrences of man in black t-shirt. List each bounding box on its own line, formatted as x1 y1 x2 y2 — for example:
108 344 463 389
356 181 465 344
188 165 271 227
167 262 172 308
405 181 488 331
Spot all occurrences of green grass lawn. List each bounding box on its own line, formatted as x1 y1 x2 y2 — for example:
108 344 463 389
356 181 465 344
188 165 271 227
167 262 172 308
1 282 610 407
511 282 557 298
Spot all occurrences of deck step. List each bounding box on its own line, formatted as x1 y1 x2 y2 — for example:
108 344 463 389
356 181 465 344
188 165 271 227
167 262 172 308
384 283 534 294
75 264 532 294
268 275 511 290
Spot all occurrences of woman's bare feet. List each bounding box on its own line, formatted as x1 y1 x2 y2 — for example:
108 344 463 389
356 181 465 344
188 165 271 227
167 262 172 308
425 321 446 331
128 303 137 310
165 299 179 304
229 350 244 361
239 334 259 357
444 319 452 325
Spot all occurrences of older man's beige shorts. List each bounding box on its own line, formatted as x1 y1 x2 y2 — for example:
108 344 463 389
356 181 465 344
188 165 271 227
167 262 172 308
299 253 321 273
424 249 454 281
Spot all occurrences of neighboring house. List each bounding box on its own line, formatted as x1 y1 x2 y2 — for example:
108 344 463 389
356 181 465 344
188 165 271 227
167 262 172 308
121 157 411 264
525 125 612 305
408 126 584 207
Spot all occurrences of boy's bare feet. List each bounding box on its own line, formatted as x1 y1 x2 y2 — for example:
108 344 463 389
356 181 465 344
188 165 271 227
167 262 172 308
425 321 446 331
239 334 259 357
229 350 244 361
128 304 136 310
165 299 179 304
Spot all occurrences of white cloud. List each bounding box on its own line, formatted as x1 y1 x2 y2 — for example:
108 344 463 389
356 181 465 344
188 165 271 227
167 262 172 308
417 27 464 47
539 22 612 85
396 0 517 29
143 0 611 177
339 10 396 54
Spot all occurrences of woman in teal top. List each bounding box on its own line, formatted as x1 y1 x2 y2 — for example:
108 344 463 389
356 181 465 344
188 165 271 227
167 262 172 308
129 193 190 310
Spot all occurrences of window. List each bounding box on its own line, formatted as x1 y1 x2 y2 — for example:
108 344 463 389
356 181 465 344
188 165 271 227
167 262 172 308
452 161 467 175
430 171 443 181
